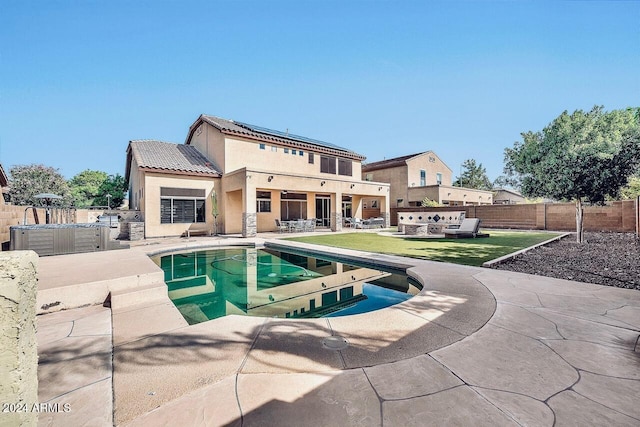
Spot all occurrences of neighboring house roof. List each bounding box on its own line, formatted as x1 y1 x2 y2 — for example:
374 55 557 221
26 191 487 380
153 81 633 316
125 140 221 182
0 164 8 187
363 151 453 173
186 114 366 161
493 188 524 198
362 152 425 172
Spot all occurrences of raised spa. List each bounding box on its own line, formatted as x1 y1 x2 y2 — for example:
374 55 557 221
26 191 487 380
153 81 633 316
152 247 421 325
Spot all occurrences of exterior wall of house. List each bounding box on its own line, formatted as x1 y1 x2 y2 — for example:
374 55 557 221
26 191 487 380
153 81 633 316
184 125 383 235
222 136 362 180
189 123 226 171
406 152 453 187
128 157 145 211
364 165 409 208
189 123 363 181
223 168 389 235
142 172 217 238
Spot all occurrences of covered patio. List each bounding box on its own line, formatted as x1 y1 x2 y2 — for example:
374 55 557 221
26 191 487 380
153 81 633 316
219 168 390 237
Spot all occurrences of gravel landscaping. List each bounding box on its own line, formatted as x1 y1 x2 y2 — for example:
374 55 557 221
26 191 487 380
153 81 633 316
492 232 640 290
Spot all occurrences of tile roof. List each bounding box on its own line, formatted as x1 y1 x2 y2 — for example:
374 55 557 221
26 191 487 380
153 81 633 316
0 164 8 187
362 152 426 172
127 140 221 177
494 188 523 197
188 115 365 160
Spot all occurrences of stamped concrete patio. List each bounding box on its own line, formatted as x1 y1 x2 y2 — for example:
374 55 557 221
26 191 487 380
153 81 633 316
36 235 640 426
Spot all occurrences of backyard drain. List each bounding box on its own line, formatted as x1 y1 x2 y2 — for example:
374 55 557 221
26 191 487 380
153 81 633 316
322 336 349 350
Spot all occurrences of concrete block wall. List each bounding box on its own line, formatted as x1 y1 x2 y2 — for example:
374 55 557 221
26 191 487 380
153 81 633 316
466 204 539 229
390 200 638 233
0 206 46 250
546 201 636 232
0 251 39 426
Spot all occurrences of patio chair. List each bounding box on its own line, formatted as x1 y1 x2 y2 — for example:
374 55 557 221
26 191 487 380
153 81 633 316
444 218 488 238
275 219 289 233
304 219 316 232
293 219 305 233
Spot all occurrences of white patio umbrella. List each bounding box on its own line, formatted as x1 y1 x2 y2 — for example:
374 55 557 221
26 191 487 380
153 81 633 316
34 193 63 224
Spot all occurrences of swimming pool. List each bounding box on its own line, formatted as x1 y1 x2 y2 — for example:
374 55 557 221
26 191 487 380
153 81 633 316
152 247 421 325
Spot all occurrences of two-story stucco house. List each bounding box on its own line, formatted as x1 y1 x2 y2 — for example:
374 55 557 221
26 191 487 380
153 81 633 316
362 152 493 208
0 164 8 205
126 115 390 238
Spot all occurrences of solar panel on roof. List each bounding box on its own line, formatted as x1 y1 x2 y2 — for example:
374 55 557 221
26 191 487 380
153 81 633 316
234 121 350 152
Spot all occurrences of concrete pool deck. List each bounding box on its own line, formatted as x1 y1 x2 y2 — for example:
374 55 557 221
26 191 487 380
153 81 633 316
35 234 640 426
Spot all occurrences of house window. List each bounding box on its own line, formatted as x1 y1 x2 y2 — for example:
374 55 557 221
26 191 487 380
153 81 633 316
340 286 354 301
259 143 266 150
160 199 205 223
299 150 304 156
308 153 314 164
436 173 442 185
320 155 336 174
420 170 426 186
280 192 308 220
284 148 289 154
257 191 272 212
338 159 352 176
292 149 297 155
160 187 206 224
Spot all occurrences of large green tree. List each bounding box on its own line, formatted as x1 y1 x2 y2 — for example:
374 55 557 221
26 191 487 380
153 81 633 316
8 164 72 206
504 106 640 242
619 173 640 200
94 174 127 209
69 169 108 207
453 159 493 190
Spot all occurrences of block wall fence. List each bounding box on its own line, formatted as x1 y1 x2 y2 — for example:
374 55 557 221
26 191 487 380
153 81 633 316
2 199 638 246
391 199 639 235
0 205 46 249
0 206 143 250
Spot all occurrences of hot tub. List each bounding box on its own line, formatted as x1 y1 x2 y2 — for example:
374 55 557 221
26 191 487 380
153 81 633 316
10 223 125 256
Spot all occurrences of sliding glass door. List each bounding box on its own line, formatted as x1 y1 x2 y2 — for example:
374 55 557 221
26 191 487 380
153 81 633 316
315 196 331 227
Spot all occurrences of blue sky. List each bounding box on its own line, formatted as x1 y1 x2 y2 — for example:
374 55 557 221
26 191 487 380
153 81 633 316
1 0 638 182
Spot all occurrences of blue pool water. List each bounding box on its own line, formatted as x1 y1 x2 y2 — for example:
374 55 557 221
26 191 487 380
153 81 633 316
152 247 421 325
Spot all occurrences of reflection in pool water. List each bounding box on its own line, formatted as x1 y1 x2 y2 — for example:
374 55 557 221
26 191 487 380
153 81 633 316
152 247 421 325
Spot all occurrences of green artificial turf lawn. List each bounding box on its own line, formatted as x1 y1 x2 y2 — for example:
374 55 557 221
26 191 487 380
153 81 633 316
286 231 562 267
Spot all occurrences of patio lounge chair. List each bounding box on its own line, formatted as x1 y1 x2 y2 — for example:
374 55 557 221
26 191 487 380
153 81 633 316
352 218 364 229
444 218 489 238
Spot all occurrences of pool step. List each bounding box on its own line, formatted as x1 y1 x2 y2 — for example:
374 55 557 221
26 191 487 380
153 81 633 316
111 287 189 346
110 282 168 311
